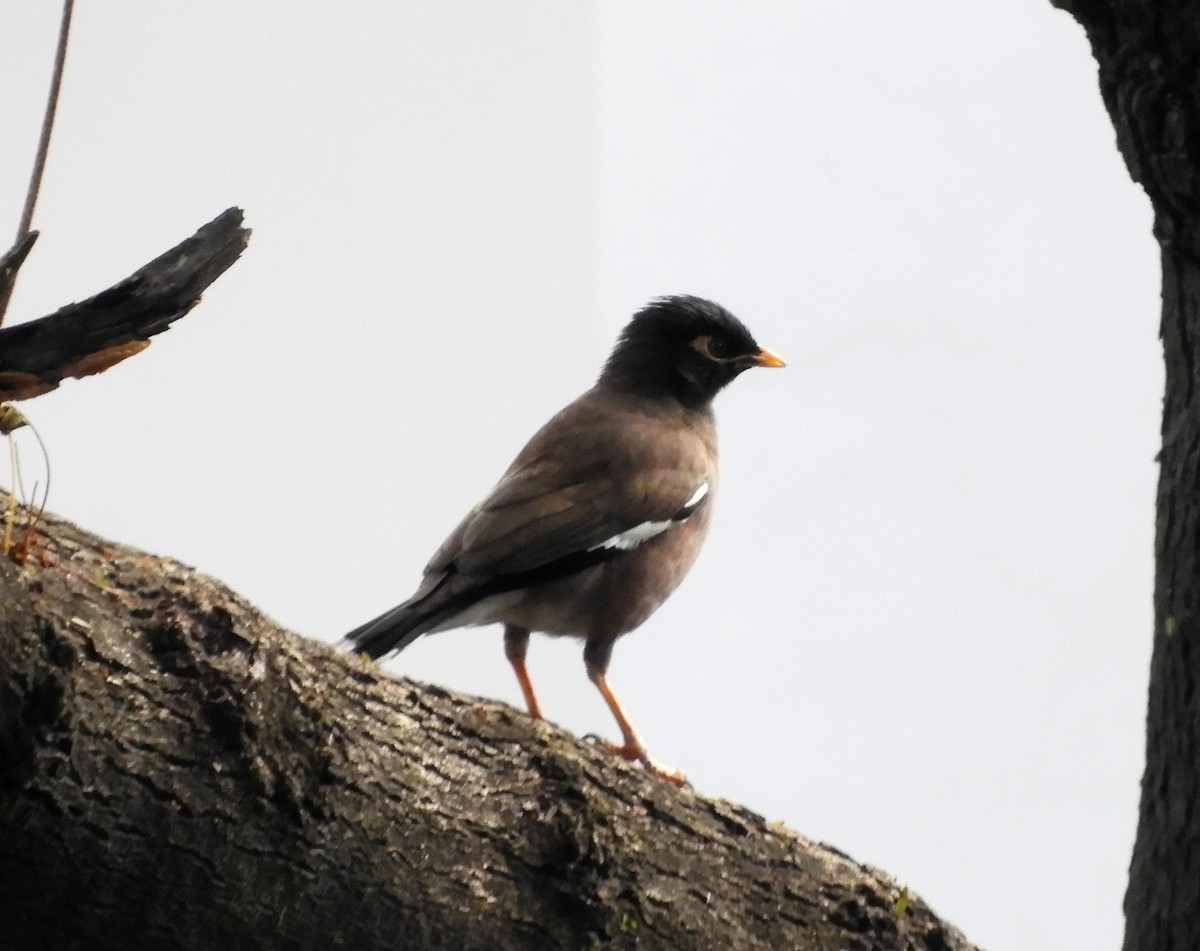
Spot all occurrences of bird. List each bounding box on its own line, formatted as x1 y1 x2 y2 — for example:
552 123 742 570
344 295 784 784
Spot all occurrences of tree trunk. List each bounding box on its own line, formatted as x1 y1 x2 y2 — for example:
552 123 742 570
0 499 977 949
1049 2 1200 949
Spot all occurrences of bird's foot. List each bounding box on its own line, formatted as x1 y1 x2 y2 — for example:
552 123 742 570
585 734 689 787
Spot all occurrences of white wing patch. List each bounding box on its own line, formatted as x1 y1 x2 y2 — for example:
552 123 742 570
592 517 676 552
590 481 709 553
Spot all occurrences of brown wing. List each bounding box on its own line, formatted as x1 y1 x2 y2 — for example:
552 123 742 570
426 390 714 579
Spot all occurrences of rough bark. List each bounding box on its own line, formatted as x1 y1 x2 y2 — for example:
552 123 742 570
0 498 976 951
1048 2 1200 949
0 206 249 401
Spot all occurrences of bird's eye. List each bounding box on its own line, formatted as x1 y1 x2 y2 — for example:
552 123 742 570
704 336 732 360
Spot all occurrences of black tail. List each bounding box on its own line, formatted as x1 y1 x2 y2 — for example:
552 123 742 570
342 572 468 659
343 547 628 659
341 601 432 659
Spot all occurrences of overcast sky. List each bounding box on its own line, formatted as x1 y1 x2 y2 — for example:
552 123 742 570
1 4 1160 949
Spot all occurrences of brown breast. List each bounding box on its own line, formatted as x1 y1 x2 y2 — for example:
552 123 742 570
498 395 719 641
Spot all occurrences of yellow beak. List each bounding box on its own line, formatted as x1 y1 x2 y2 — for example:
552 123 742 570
752 346 786 368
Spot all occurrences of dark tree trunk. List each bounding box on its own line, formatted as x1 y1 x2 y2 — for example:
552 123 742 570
0 503 977 950
1050 2 1200 949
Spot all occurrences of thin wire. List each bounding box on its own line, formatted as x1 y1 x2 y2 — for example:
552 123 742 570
24 416 52 514
1 408 52 556
3 436 18 554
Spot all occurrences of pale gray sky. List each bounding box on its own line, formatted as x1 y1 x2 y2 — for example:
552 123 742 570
1 4 1159 949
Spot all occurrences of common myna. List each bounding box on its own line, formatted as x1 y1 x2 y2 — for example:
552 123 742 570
345 295 784 784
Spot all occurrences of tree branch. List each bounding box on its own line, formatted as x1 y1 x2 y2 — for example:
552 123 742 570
0 498 977 950
0 207 249 402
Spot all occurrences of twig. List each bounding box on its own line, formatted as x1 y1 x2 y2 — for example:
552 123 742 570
0 0 75 327
0 232 39 309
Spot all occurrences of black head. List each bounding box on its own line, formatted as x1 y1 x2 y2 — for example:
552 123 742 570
599 296 784 407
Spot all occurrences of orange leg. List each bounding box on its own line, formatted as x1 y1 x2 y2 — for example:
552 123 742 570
504 625 543 720
586 662 686 787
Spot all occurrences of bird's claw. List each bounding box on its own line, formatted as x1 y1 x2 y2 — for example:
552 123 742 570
585 734 689 787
